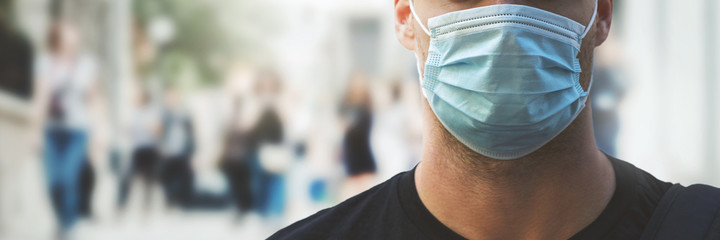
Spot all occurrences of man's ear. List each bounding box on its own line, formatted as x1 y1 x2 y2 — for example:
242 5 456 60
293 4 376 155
594 0 613 47
395 0 416 51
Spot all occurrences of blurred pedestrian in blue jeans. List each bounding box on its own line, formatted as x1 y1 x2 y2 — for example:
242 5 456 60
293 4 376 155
44 128 87 231
36 19 97 237
247 69 286 218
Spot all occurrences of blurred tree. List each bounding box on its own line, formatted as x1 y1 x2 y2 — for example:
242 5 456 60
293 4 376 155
133 0 279 86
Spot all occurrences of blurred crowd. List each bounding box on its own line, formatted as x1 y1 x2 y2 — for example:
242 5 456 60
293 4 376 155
0 2 425 238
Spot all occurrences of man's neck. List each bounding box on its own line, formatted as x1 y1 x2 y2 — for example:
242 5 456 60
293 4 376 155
416 103 615 240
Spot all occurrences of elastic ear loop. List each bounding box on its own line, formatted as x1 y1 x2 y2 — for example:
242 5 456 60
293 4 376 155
408 0 431 36
409 0 431 98
580 0 599 39
580 1 599 95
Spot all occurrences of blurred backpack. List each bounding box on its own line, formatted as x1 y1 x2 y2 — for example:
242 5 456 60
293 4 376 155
640 184 720 240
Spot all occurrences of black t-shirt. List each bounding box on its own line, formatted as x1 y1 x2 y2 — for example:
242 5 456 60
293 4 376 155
269 156 673 239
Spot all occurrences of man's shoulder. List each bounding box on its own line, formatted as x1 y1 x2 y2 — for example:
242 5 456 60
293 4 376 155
609 156 673 193
269 172 410 240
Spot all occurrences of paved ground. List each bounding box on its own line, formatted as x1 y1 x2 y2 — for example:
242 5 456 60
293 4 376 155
0 159 284 240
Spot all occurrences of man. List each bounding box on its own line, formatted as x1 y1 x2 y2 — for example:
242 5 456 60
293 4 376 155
270 0 720 239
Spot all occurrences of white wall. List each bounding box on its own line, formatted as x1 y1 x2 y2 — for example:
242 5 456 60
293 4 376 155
617 0 720 186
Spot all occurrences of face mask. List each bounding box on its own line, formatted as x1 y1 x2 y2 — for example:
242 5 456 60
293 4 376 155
409 0 597 160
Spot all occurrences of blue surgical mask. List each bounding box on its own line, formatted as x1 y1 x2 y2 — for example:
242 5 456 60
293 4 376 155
409 0 598 160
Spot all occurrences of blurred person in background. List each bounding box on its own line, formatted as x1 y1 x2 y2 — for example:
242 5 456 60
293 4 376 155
247 69 286 218
158 86 196 209
118 90 162 212
0 0 34 99
371 79 415 182
590 67 625 157
35 19 98 239
220 97 254 218
117 21 163 214
272 0 720 239
338 71 377 199
590 36 626 157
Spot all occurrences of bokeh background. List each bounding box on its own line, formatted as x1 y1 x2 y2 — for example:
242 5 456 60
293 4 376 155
0 0 718 239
